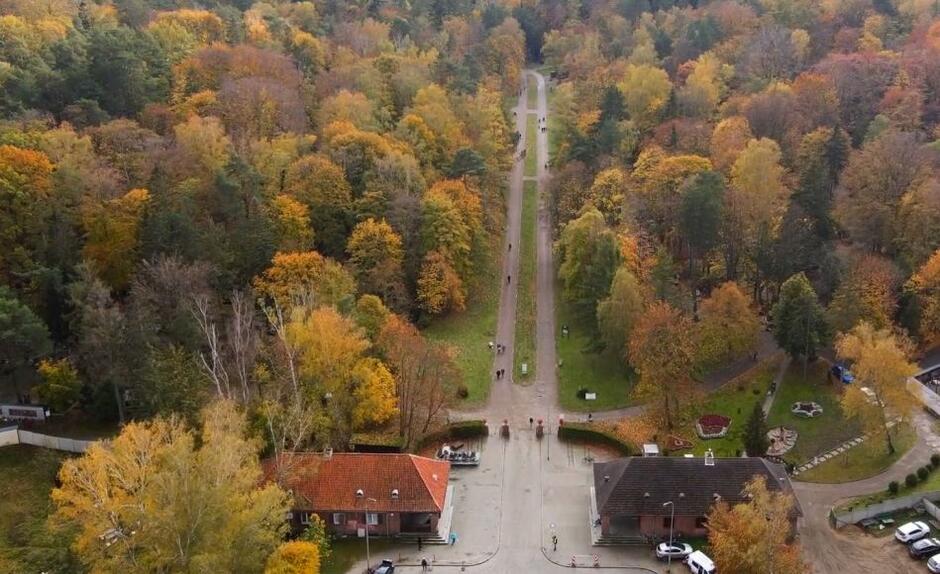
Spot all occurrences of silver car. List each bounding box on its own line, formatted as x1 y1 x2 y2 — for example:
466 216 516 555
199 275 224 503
656 542 693 560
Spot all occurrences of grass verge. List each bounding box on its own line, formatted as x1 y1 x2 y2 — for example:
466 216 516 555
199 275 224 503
525 113 537 177
836 454 940 512
0 445 76 574
424 251 499 405
796 422 916 483
556 292 635 411
766 361 861 465
322 538 396 574
514 180 537 382
527 74 538 109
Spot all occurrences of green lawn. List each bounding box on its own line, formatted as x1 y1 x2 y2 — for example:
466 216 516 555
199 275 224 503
556 293 635 411
424 253 500 405
0 446 77 574
322 538 395 574
527 74 538 109
525 113 537 177
766 361 861 465
514 180 537 382
685 358 781 457
797 422 916 483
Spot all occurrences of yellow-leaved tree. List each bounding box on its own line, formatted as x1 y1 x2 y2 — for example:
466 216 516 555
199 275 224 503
707 476 806 574
837 322 918 454
417 250 466 315
287 307 397 439
695 282 761 369
81 188 150 291
253 251 356 310
265 541 320 574
52 400 289 573
270 194 314 252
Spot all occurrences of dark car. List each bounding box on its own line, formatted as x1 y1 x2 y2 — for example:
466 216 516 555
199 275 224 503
830 364 854 384
373 559 395 574
910 537 940 559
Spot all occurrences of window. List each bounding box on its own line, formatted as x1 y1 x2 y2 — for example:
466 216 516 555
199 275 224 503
299 512 312 525
696 516 708 529
332 513 345 525
663 516 673 529
366 512 380 526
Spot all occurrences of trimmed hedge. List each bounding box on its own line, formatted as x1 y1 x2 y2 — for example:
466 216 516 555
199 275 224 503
351 432 404 453
415 420 489 451
557 422 634 455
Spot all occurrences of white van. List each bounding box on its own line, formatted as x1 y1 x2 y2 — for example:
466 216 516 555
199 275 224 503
686 550 716 574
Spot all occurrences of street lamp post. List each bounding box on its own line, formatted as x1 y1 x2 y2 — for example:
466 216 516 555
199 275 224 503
663 501 675 571
356 490 377 572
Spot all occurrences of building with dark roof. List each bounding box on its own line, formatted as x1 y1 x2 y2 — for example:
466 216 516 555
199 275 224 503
592 454 801 541
263 452 452 539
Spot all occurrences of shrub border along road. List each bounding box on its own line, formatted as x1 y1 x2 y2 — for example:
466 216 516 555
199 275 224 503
557 422 635 455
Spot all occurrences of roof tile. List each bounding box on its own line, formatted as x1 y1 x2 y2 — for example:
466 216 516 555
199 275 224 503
263 453 450 513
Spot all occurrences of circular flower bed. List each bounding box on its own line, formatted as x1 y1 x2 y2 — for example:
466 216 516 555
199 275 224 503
791 401 823 418
766 426 798 456
695 414 731 439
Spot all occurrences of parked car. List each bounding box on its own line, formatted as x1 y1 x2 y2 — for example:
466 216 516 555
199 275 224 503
655 542 693 560
896 521 931 543
927 553 940 573
910 538 940 559
373 559 395 574
830 364 855 384
686 550 716 574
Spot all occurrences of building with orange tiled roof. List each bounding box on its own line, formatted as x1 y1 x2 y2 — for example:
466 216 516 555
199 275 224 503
263 452 453 539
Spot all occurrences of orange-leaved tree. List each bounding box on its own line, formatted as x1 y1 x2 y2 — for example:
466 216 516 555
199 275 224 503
707 476 805 574
628 301 696 430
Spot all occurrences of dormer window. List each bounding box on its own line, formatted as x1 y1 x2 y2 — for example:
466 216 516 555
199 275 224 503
391 489 399 499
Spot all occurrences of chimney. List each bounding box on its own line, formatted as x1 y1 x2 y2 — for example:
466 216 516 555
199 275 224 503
704 449 715 467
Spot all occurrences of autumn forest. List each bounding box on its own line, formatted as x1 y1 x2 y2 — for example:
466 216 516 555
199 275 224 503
3 0 940 572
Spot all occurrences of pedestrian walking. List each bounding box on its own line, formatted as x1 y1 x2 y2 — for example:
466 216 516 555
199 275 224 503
418 537 423 551
508 243 512 251
421 557 429 572
552 534 558 552
507 275 511 284
529 417 533 427
449 532 458 545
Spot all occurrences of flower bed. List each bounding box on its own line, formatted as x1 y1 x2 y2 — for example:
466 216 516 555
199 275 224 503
665 434 693 452
766 426 798 456
695 414 731 439
791 401 823 418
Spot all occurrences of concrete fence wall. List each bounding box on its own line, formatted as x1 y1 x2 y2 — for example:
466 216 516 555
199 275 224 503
0 427 93 453
0 426 18 447
833 490 940 528
924 498 940 522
